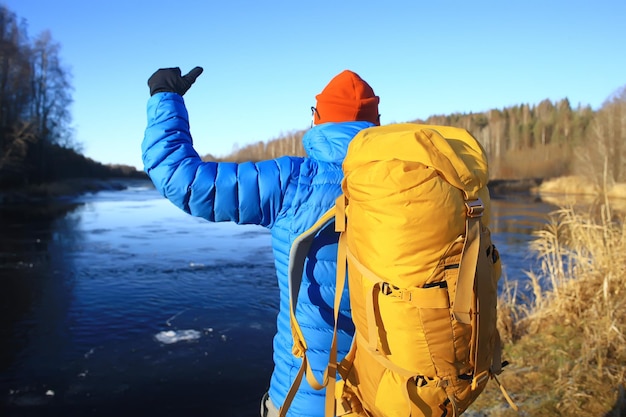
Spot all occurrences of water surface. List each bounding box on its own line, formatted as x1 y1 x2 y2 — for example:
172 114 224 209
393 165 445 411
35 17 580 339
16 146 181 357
0 182 555 416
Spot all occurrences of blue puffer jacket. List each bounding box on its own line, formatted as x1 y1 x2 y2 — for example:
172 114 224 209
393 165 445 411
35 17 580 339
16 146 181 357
142 92 374 417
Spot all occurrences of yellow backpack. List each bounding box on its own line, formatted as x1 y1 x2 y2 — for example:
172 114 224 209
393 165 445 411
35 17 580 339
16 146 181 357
281 124 517 417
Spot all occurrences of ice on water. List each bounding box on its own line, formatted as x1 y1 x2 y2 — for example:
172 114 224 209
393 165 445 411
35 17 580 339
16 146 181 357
154 329 202 344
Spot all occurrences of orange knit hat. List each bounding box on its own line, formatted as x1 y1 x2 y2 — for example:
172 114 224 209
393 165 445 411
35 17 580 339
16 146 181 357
313 70 380 126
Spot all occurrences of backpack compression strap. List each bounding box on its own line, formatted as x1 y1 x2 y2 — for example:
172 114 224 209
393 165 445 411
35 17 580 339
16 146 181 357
455 197 519 411
453 197 484 324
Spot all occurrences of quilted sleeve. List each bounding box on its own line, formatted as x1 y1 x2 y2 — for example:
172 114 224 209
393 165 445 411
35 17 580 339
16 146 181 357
141 93 302 228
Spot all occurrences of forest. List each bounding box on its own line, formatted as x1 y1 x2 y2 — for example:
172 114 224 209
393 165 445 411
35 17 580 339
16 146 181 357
1 3 624 191
0 5 142 190
218 90 625 186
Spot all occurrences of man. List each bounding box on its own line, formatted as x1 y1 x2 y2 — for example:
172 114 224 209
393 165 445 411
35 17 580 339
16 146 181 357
142 67 380 417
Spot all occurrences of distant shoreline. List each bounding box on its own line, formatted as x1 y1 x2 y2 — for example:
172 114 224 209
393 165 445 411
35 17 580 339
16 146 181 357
0 176 151 205
3 176 623 206
487 178 543 195
2 176 535 202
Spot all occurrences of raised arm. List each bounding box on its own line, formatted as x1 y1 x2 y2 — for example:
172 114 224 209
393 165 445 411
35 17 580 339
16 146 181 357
141 68 302 228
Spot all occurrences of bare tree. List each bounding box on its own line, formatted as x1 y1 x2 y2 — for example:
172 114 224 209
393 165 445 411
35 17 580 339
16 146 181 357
0 6 77 185
602 87 626 183
534 99 555 147
0 7 32 144
575 85 626 187
30 30 73 146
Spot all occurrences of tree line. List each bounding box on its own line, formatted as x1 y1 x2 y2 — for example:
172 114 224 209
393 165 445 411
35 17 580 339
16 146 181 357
1 4 623 189
210 88 626 186
0 5 141 189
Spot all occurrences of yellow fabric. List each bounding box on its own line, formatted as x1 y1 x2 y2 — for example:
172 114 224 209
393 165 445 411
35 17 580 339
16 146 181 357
337 123 504 416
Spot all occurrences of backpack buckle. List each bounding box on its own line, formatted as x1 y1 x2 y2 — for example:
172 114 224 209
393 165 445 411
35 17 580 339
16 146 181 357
465 198 484 218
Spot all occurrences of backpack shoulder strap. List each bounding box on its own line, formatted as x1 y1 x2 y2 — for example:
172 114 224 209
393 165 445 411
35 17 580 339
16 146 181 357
280 204 340 416
288 205 337 324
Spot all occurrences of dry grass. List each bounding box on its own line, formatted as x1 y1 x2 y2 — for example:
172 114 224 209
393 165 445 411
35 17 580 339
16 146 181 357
537 176 626 201
536 176 626 213
536 176 599 196
467 201 626 416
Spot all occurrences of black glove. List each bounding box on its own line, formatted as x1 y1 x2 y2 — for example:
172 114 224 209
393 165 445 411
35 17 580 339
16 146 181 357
148 66 204 96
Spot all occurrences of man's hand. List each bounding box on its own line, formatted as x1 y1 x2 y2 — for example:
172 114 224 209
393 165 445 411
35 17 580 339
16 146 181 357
148 67 204 96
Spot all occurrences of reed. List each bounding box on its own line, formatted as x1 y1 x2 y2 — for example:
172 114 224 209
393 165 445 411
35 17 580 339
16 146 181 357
468 202 626 416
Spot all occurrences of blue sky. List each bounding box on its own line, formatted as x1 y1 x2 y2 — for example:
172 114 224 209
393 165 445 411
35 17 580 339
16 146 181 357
3 0 625 170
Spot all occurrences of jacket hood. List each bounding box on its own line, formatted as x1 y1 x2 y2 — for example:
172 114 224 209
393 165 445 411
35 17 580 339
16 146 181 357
302 121 375 164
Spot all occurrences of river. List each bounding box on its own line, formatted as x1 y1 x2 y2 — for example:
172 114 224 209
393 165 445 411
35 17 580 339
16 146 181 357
0 180 556 416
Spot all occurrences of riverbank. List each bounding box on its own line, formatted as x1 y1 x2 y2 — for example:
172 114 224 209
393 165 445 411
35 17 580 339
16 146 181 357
467 192 626 416
487 178 543 195
0 176 150 205
532 175 626 212
4 175 625 209
490 176 626 200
